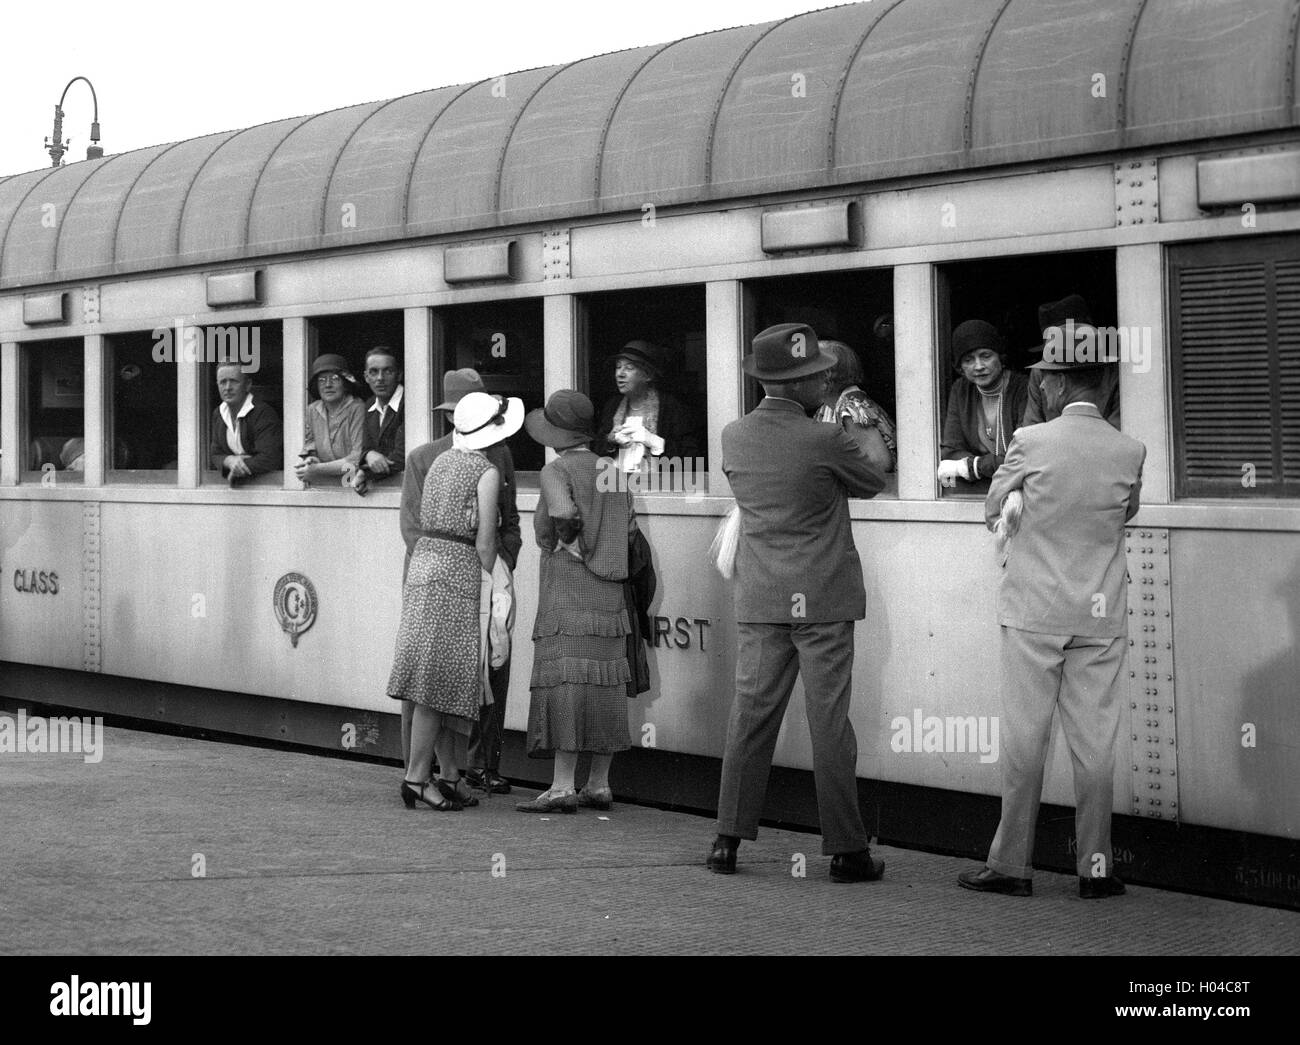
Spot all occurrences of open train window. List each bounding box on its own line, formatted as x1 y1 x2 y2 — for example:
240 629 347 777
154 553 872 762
935 250 1116 498
435 299 545 477
107 331 177 483
20 338 84 485
201 322 284 488
1170 234 1299 499
743 270 896 497
305 310 405 490
578 284 707 491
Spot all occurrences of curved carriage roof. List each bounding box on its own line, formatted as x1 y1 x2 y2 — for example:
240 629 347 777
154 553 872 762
2 0 1297 290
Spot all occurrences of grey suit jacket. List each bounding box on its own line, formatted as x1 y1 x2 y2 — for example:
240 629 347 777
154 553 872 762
722 397 886 623
985 402 1145 637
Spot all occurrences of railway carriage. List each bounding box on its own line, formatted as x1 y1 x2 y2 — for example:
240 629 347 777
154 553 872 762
2 0 1298 906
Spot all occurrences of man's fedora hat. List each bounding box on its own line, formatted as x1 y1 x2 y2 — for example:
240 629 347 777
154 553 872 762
453 392 524 451
436 368 487 411
952 320 1004 371
1031 293 1108 371
1038 294 1094 335
524 390 596 449
743 323 833 380
611 340 666 379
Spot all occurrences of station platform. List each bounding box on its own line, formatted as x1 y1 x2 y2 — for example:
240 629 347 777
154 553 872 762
2 722 1296 957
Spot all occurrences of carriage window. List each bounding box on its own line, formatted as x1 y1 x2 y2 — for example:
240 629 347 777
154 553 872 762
202 322 284 487
579 285 707 490
436 299 545 476
744 270 896 496
21 339 84 484
1170 234 1299 499
306 310 405 488
107 331 177 482
935 250 1116 498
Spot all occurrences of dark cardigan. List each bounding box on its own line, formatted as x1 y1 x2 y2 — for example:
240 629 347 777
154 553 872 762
209 399 283 477
940 370 1029 487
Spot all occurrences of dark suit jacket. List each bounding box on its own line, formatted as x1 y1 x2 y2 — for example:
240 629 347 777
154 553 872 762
986 403 1145 638
400 437 522 583
361 392 405 473
722 397 886 623
1023 367 1120 428
209 399 282 477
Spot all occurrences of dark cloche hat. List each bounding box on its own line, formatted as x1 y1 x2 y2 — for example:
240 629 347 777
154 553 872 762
612 340 667 378
952 320 1004 370
743 323 833 380
524 390 596 449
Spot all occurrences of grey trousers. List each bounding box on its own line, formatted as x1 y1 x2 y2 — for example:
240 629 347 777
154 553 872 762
986 626 1125 880
715 620 868 856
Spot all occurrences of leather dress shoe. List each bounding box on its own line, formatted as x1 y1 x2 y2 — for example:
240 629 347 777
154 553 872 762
1079 875 1126 899
957 866 1032 896
706 836 738 875
464 769 512 795
830 849 885 883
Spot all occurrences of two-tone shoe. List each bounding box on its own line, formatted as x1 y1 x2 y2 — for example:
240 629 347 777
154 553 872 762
464 770 512 795
957 866 1032 896
577 786 613 810
514 788 578 814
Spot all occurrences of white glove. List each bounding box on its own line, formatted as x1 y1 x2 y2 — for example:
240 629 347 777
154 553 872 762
936 458 966 488
613 421 665 473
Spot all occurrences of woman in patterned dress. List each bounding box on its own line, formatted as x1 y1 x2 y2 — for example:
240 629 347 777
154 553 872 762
813 340 897 474
389 392 523 812
516 391 635 815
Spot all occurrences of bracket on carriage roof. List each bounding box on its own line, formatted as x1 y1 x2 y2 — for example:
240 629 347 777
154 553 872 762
444 240 517 285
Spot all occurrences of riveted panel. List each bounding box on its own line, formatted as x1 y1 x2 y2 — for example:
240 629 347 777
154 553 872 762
1126 527 1176 821
542 228 570 281
82 502 101 673
1115 158 1159 226
81 285 100 324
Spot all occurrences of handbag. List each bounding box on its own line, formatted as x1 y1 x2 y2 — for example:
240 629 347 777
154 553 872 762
709 504 741 579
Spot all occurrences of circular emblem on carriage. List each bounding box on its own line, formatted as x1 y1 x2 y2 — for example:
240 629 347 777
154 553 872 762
273 572 317 648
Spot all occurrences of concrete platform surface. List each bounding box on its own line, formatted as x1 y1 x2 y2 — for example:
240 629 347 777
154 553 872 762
1 725 1296 956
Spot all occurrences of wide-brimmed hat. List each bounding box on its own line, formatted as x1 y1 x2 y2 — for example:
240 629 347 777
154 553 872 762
743 323 832 380
1032 294 1108 371
436 368 487 411
524 390 595 449
611 340 666 379
309 353 355 389
453 392 524 450
952 320 1005 371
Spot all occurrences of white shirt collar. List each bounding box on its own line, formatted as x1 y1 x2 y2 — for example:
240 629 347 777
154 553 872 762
219 394 255 427
369 384 404 415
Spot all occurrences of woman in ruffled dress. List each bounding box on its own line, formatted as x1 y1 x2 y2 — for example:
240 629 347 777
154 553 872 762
516 391 636 814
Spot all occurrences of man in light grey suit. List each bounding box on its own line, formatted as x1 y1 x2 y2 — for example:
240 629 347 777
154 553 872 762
707 323 887 882
959 354 1145 899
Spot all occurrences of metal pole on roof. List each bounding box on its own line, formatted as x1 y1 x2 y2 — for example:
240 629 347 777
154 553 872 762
45 76 102 166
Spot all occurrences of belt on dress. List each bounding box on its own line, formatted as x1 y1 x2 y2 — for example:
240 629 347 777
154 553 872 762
423 528 476 548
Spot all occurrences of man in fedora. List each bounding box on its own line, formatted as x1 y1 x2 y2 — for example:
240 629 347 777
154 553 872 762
1023 295 1120 428
958 349 1144 899
707 323 888 882
397 368 522 795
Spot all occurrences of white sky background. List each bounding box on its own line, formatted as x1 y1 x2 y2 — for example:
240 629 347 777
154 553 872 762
0 0 833 178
